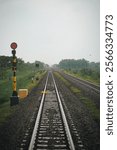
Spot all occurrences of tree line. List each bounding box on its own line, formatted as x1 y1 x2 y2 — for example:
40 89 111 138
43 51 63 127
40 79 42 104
58 59 100 80
0 55 46 79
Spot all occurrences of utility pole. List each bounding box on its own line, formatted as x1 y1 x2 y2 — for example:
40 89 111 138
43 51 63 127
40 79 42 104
10 42 19 106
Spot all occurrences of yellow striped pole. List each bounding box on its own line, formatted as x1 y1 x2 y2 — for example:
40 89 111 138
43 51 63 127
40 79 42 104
10 42 19 106
12 70 17 93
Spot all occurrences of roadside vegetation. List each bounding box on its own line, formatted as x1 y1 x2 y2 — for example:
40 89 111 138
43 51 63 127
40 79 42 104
0 56 47 123
54 71 99 122
58 59 100 85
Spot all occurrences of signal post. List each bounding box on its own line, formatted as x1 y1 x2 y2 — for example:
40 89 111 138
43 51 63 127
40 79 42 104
10 42 19 106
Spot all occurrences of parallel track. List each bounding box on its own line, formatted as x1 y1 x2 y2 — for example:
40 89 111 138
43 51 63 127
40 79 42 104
28 71 75 150
60 72 100 94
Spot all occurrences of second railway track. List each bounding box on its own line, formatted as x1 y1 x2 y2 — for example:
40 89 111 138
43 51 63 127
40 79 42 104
59 71 100 94
28 71 76 150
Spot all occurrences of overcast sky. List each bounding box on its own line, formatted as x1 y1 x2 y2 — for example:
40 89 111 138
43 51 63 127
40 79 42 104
0 0 99 65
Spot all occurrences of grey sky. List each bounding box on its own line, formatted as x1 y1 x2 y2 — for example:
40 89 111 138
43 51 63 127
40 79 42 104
0 0 99 65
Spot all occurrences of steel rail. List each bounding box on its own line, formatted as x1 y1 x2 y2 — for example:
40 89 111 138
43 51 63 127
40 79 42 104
28 73 49 150
62 72 100 94
28 71 75 150
52 72 75 150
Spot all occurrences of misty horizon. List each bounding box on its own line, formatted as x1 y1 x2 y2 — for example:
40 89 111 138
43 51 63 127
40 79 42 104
0 0 100 65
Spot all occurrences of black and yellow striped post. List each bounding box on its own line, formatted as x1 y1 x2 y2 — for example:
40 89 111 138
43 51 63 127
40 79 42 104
10 42 19 106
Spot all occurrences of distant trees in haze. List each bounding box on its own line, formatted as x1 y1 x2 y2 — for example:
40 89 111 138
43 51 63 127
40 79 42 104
58 59 100 80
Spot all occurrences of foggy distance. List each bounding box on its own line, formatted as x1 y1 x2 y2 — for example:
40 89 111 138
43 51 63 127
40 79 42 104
0 0 99 65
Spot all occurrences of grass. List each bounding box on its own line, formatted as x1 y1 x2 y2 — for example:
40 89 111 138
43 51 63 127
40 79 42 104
63 70 100 85
0 68 46 124
0 102 13 124
54 71 100 121
54 72 71 86
70 86 81 94
0 79 12 105
80 96 100 121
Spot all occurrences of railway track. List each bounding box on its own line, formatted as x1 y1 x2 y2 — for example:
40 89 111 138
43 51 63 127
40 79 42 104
28 71 76 150
59 71 100 94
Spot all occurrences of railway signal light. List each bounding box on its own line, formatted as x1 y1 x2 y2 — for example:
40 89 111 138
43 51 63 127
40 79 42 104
10 42 19 106
11 42 17 49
